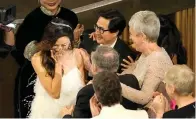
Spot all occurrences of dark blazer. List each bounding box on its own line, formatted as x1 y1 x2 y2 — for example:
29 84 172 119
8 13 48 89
79 34 137 73
68 74 140 118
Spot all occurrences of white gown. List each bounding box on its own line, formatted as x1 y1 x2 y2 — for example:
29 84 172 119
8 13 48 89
29 66 84 118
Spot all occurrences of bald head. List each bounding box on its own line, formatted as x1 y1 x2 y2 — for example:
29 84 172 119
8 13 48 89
91 46 119 73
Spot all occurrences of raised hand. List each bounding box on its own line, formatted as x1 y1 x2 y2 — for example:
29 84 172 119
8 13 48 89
151 93 166 116
90 95 101 117
89 32 96 41
79 48 91 71
74 24 84 41
60 105 74 117
121 56 134 71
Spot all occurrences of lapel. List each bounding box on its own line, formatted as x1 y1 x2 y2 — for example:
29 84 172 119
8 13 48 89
113 38 121 54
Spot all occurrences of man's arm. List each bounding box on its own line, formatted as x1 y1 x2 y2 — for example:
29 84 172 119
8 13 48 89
73 85 94 118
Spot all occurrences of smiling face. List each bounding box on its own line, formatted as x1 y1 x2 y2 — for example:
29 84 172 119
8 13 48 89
94 17 118 45
129 27 146 52
40 0 61 13
51 36 71 57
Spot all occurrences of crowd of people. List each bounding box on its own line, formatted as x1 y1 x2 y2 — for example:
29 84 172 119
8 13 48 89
0 0 195 118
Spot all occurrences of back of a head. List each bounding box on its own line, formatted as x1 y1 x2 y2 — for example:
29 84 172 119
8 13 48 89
98 9 126 36
129 10 160 42
91 46 119 72
93 71 122 107
157 15 187 64
165 64 195 96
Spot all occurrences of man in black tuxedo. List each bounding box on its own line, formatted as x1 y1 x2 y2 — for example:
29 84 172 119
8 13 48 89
79 9 137 73
61 46 140 118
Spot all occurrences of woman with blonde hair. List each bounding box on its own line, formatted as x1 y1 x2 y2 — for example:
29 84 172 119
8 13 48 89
152 65 195 118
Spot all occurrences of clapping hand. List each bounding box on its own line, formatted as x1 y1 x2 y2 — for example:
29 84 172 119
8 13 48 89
60 105 74 117
121 56 134 71
74 24 84 41
90 95 101 117
150 93 166 117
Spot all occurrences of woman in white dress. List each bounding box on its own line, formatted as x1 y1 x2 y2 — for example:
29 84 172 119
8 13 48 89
25 18 90 118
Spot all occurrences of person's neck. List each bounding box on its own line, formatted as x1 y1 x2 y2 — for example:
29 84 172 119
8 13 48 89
102 37 117 46
143 42 161 56
102 103 120 108
175 95 195 108
40 6 60 16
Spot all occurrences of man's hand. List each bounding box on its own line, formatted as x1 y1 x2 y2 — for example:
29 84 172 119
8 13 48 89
79 48 92 71
90 95 101 117
89 32 97 41
60 105 75 117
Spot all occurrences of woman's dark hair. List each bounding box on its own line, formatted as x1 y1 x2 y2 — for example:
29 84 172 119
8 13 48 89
157 15 187 64
37 17 74 78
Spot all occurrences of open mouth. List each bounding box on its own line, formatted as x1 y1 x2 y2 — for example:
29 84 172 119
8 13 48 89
47 3 56 6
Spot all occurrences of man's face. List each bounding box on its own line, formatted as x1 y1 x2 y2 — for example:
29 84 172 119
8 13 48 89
94 17 118 45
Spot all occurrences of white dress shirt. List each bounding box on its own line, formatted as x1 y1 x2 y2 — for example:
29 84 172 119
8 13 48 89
100 38 117 48
92 104 148 119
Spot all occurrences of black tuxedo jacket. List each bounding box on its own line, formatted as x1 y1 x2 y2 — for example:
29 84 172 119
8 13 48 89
79 35 137 73
69 74 140 118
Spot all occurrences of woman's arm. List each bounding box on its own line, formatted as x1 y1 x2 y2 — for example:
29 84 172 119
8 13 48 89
121 59 165 105
31 53 63 99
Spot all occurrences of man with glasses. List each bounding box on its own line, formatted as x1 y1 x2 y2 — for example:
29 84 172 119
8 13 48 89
79 9 137 73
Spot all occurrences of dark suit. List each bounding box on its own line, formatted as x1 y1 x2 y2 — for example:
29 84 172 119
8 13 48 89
65 74 140 118
79 34 137 73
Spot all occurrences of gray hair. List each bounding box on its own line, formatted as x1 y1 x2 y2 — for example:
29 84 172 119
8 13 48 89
91 46 119 72
165 65 195 96
129 10 160 42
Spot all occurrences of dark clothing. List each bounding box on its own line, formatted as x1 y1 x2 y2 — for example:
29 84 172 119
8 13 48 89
163 101 195 118
63 114 72 118
13 7 78 118
72 74 140 118
14 7 78 65
80 34 138 73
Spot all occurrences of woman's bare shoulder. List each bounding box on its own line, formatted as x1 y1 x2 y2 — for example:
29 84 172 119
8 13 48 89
31 52 42 64
73 48 83 65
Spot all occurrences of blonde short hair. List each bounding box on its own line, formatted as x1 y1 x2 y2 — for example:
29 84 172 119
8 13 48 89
165 65 195 96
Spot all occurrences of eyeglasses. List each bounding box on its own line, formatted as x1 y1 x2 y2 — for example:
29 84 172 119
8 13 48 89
94 24 109 34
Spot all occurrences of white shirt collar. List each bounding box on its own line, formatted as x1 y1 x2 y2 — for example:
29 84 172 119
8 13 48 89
100 38 117 48
99 104 124 115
